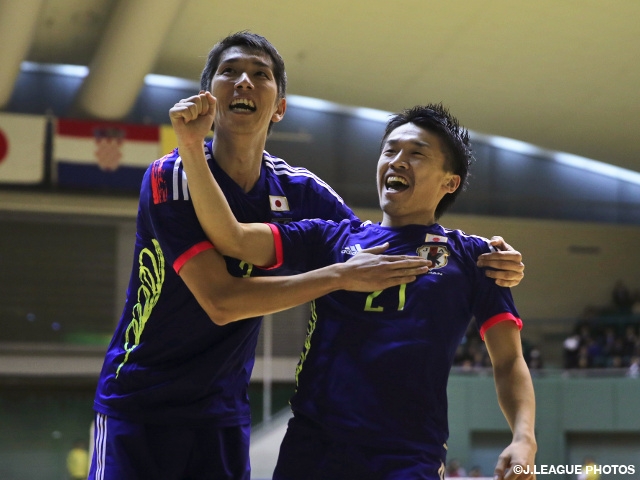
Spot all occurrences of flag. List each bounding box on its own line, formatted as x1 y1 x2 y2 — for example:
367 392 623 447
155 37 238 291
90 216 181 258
160 124 213 158
269 195 290 211
425 233 448 243
54 118 161 192
0 113 47 184
160 124 178 157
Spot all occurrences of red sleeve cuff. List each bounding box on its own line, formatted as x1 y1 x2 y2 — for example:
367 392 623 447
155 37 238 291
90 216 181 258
479 313 523 341
259 223 284 270
173 241 215 274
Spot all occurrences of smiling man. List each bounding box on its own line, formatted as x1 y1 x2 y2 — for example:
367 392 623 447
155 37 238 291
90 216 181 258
90 32 528 479
177 99 537 480
90 32 434 480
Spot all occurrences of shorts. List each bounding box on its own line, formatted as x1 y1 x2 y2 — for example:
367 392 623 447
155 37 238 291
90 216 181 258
89 412 250 480
272 413 446 480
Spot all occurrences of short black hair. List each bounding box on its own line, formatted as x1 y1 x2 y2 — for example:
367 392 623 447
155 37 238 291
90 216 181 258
381 103 474 219
200 31 287 98
200 31 287 135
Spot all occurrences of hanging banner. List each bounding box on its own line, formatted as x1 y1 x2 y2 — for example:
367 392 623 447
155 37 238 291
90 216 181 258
0 113 47 184
54 118 161 192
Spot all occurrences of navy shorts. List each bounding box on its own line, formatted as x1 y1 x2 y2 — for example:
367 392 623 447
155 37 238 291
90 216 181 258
273 414 445 480
89 412 250 480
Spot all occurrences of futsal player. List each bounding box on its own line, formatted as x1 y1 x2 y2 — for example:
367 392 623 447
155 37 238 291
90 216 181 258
177 97 537 479
90 32 527 479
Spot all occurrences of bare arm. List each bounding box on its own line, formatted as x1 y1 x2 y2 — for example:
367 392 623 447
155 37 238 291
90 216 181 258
169 91 276 266
180 245 430 325
477 236 525 288
169 92 431 324
484 321 537 480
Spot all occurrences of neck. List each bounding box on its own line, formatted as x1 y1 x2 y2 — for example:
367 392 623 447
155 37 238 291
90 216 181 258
380 212 437 228
210 129 268 192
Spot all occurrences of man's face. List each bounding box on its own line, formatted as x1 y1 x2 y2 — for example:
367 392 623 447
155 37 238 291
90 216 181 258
210 46 286 136
377 123 460 227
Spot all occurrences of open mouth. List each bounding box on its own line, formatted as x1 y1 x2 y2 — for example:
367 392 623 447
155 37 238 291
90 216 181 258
385 175 409 192
229 98 256 112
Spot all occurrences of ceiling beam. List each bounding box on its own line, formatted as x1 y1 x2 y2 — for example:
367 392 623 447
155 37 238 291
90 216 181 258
74 0 185 120
0 0 47 109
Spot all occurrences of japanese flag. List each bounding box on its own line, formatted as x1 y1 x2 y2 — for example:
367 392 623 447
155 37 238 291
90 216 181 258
425 233 448 243
269 195 290 212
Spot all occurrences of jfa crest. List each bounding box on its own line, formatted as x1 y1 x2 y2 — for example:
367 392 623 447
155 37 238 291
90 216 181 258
417 245 449 269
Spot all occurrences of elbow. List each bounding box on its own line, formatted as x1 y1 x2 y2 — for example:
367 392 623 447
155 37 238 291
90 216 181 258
205 305 236 326
209 313 233 327
200 298 239 326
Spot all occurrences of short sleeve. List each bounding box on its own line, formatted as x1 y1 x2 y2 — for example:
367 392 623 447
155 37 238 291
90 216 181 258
140 160 213 273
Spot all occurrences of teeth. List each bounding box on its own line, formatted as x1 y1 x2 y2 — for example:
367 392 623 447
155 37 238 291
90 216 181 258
386 175 408 188
230 98 256 110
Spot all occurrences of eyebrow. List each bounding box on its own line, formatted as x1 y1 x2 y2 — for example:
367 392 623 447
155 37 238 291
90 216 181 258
385 138 431 149
218 56 273 70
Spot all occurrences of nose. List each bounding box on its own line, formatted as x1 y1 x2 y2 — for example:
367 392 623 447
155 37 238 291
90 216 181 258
388 151 409 169
235 72 253 89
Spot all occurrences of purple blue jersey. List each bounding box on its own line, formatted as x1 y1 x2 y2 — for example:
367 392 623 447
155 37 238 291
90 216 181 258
93 140 357 426
269 219 522 457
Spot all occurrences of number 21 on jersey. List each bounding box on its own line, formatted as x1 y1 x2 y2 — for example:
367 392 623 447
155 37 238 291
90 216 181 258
364 284 407 312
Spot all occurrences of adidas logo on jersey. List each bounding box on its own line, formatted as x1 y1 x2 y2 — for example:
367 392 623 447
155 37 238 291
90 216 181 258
341 244 363 256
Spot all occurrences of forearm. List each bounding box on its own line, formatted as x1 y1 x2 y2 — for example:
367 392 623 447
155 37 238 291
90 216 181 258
493 356 537 446
201 264 346 325
170 92 255 259
181 245 431 326
480 323 536 477
178 143 245 255
179 144 276 264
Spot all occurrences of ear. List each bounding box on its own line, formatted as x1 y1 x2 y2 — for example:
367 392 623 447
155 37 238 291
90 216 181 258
271 97 287 123
444 174 461 193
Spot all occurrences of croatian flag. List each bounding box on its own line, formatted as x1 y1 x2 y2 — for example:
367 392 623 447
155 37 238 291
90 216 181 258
0 112 47 184
54 118 161 192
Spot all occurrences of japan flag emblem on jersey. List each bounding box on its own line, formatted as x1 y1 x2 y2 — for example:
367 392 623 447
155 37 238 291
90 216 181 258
425 233 448 243
269 195 290 212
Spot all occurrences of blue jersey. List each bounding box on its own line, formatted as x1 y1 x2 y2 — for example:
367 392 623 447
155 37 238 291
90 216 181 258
93 140 357 426
270 219 521 456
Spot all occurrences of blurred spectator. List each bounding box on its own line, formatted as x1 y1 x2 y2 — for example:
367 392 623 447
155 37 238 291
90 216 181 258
612 280 632 313
66 439 89 480
563 333 581 369
564 321 595 368
469 465 483 477
565 316 640 369
631 289 640 316
586 337 604 367
577 345 590 369
527 347 543 370
623 325 638 357
446 458 467 478
628 356 640 378
577 455 600 480
601 327 617 356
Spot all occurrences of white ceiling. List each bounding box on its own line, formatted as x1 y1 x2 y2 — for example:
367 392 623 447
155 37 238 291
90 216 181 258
4 0 639 173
